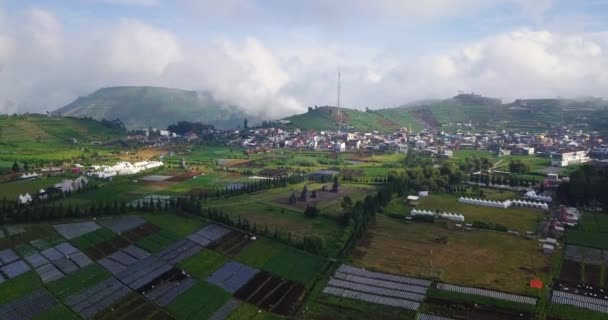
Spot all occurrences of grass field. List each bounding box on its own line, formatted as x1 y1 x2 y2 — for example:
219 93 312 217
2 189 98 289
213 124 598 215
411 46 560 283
414 193 542 231
351 216 552 295
236 238 326 287
178 249 229 279
0 177 66 199
166 282 232 320
46 264 110 300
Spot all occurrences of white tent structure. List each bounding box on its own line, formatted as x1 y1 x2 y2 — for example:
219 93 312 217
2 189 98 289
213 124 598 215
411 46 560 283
410 209 465 222
17 193 33 204
459 197 548 210
524 190 552 202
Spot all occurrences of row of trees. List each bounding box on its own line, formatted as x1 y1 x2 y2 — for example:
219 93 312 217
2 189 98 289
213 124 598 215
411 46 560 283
192 173 306 201
557 165 608 210
469 173 537 187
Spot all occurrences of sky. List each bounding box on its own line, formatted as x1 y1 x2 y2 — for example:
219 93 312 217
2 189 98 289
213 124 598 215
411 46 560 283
1 0 608 118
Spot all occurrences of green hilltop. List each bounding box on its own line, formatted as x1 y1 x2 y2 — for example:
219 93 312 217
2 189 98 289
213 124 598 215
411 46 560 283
284 94 608 132
284 106 423 133
55 86 255 130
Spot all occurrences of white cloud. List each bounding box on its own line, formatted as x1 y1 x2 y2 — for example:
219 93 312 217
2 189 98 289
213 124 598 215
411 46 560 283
0 4 607 120
105 19 182 75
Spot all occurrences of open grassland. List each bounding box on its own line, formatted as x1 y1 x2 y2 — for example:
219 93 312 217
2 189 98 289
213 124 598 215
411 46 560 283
351 216 552 295
413 193 542 231
0 177 66 199
452 150 551 171
166 282 232 320
179 249 229 279
236 238 326 287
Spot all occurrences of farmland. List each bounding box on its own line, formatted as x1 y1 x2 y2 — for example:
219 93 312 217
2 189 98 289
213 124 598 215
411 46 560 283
1 111 601 320
351 216 553 295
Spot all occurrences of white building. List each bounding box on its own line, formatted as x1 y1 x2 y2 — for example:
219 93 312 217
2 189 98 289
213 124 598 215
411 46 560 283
550 151 590 167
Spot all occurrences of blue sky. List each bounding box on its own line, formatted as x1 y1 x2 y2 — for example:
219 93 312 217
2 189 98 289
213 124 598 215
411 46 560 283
1 0 608 117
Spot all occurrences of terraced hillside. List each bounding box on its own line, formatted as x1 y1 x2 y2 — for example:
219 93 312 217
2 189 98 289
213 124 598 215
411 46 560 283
0 114 123 161
55 86 255 130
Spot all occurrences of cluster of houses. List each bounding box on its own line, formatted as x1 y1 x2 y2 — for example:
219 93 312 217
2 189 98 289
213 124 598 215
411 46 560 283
87 161 163 179
219 122 608 170
458 197 549 210
410 209 465 222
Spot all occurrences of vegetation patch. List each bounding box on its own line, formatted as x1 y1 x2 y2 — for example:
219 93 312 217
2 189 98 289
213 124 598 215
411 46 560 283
178 249 229 279
46 264 110 300
166 282 232 320
0 271 41 304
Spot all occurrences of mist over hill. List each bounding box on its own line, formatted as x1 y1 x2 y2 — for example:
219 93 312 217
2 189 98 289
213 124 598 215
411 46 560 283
54 86 258 130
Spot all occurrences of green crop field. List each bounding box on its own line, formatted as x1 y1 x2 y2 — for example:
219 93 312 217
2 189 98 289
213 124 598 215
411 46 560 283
307 294 416 320
178 249 229 279
576 212 608 233
426 288 536 313
549 303 608 320
166 282 232 320
236 238 326 287
70 227 116 249
135 229 181 253
46 264 110 300
0 272 41 304
566 230 608 249
33 304 80 320
140 212 207 237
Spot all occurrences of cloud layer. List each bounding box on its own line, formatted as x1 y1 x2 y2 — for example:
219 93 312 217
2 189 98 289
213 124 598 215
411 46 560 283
1 3 608 118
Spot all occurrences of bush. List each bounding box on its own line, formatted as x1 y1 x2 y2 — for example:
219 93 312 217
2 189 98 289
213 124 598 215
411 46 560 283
304 205 320 218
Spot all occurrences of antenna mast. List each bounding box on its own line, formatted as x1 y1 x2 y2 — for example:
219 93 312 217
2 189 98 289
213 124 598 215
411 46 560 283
337 71 341 109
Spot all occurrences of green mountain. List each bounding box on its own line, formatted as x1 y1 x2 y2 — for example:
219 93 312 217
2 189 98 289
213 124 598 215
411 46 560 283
285 94 608 133
55 86 254 130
